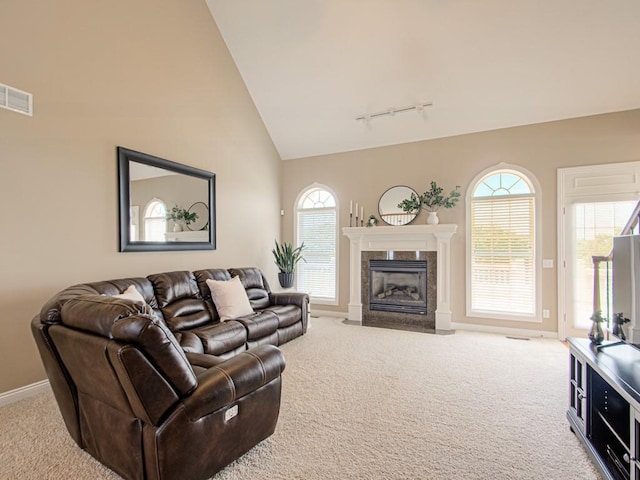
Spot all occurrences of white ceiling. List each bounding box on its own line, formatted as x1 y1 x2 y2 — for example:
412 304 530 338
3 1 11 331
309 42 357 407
206 0 640 160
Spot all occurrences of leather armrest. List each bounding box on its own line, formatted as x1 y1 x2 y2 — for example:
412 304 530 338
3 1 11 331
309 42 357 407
185 352 224 369
269 292 309 309
183 344 285 420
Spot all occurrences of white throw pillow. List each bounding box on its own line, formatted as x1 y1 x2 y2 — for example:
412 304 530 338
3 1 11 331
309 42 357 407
206 276 254 321
113 285 146 305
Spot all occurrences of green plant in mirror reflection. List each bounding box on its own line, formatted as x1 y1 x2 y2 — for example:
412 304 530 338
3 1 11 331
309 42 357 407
166 205 198 225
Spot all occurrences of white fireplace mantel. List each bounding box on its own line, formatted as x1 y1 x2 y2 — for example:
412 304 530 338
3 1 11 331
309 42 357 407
342 224 458 332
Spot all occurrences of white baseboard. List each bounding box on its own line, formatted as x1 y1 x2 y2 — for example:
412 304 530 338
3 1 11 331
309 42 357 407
451 321 559 339
0 380 51 407
310 309 349 319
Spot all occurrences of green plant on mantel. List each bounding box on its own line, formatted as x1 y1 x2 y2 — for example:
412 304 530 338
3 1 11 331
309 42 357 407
166 205 198 225
397 181 461 213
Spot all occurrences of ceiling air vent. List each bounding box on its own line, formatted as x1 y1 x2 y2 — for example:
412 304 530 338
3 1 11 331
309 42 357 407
0 82 33 116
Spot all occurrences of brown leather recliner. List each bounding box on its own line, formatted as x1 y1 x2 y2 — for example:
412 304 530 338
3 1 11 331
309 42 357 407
31 294 286 480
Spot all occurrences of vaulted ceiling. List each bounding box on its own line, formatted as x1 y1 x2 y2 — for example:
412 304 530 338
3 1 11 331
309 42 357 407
206 0 640 160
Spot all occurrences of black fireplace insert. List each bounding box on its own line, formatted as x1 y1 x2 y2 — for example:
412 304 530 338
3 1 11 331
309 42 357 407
369 259 427 315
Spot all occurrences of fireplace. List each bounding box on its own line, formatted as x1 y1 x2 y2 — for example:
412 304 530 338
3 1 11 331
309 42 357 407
361 250 436 331
343 224 457 332
369 260 427 315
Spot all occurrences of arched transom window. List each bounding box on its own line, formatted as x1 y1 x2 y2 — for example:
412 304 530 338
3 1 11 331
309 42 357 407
467 168 539 320
296 186 338 304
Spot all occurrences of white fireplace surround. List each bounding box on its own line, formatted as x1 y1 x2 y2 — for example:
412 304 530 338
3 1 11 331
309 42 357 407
342 224 458 332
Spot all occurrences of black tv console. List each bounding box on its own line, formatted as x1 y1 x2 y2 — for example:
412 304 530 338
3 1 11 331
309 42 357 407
568 337 640 480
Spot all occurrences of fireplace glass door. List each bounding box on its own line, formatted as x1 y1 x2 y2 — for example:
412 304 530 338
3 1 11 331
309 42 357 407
369 260 428 315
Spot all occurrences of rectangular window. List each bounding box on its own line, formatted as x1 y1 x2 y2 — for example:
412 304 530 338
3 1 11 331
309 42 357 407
470 196 535 317
297 209 336 302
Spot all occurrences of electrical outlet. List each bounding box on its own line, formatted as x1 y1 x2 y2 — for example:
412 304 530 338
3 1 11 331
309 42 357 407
543 309 550 318
224 405 238 422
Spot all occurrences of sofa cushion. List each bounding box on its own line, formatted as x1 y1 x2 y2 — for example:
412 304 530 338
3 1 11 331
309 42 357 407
189 320 247 356
148 271 211 331
173 331 205 354
161 299 212 331
206 276 254 321
92 278 159 308
229 268 271 310
192 268 231 321
193 268 231 298
247 332 279 350
60 295 150 338
277 322 304 346
263 305 302 328
40 277 159 324
235 311 279 341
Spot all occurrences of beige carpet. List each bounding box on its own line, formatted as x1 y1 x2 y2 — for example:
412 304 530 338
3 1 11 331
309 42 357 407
0 318 600 480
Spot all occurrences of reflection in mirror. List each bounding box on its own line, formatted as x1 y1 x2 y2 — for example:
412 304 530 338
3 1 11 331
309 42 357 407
118 147 215 252
378 185 418 226
187 202 209 231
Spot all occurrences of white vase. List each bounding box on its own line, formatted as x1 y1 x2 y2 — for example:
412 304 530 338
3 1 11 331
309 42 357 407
173 222 183 232
426 211 440 225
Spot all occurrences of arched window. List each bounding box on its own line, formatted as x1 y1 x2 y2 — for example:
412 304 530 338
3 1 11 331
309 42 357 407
296 185 338 304
144 199 167 241
467 166 540 320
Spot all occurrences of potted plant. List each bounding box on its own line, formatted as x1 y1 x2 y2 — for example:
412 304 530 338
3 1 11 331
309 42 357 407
612 312 630 340
397 181 461 224
588 310 605 345
166 205 198 232
272 240 305 288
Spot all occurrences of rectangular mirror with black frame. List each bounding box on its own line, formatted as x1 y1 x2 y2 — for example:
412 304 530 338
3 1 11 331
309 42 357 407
117 146 216 252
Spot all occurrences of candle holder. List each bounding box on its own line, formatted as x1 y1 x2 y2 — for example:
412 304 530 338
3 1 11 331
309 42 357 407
361 218 364 227
349 213 353 227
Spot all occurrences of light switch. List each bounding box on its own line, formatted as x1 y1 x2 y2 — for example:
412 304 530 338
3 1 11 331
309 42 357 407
543 259 554 268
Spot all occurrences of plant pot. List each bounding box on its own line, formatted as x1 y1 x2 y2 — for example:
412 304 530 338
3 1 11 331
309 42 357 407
173 222 183 232
426 211 440 225
278 272 294 289
588 321 604 345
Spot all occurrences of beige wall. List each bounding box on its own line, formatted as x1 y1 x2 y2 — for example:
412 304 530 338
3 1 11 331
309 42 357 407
0 0 282 392
281 109 640 333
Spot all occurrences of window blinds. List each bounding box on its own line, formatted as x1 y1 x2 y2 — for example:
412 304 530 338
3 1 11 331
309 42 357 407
297 209 336 300
470 195 535 316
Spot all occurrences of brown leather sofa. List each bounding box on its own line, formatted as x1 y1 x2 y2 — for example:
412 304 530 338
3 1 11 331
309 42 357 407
31 267 309 480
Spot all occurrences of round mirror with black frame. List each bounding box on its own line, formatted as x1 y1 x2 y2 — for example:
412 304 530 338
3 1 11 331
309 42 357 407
378 185 419 226
187 201 209 231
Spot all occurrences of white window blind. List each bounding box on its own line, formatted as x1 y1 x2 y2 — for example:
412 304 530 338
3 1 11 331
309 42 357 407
144 200 167 241
470 192 535 317
296 187 337 303
297 209 337 300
